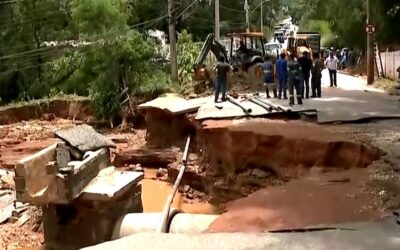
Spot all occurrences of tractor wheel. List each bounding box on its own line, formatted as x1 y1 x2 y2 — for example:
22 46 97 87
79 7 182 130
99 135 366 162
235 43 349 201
247 63 264 91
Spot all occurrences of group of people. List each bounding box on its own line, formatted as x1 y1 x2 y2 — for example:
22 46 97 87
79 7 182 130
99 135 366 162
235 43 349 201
213 50 339 105
263 51 324 105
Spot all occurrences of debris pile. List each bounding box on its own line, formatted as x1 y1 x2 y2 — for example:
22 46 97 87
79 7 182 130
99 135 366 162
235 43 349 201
12 124 144 249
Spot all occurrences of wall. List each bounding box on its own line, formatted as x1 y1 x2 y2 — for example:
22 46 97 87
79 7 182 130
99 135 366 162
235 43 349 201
380 51 400 81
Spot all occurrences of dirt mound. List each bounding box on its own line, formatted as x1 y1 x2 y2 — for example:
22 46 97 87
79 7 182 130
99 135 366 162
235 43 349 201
199 120 382 179
0 98 93 125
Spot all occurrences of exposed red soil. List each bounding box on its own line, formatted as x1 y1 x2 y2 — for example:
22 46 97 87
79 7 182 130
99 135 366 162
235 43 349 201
207 168 380 232
199 120 382 179
0 98 93 125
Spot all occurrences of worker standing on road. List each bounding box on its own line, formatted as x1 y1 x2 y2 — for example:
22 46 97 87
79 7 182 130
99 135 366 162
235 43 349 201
276 53 288 99
325 51 338 87
287 54 303 106
262 54 277 98
298 51 313 98
311 53 323 98
213 56 232 103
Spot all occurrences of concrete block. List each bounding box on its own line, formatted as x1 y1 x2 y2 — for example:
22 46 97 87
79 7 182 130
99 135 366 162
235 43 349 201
15 143 59 205
43 184 143 250
15 144 111 205
80 167 144 201
56 143 71 171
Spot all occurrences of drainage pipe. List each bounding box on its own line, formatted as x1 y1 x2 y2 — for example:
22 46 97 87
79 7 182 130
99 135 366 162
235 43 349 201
226 95 252 115
157 136 191 233
112 212 219 239
248 98 273 112
112 209 182 239
169 213 218 234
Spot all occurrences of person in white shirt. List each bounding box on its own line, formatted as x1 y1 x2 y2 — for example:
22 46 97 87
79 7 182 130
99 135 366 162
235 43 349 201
325 51 338 87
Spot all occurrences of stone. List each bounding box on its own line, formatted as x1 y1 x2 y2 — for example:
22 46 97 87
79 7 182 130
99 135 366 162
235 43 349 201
135 164 143 172
183 185 190 193
43 113 56 121
251 169 270 179
156 168 167 178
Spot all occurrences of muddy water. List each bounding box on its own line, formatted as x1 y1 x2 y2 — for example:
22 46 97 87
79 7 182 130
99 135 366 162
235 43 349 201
141 169 217 214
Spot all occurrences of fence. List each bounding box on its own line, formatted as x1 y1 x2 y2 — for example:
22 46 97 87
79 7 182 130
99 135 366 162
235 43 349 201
380 50 400 81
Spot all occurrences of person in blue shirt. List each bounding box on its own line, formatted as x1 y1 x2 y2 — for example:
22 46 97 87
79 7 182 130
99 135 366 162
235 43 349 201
275 53 288 99
262 54 277 98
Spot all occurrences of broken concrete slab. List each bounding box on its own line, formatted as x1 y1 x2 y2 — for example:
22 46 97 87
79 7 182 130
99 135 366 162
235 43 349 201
80 167 143 201
139 93 211 115
55 124 116 153
0 190 15 223
15 143 111 205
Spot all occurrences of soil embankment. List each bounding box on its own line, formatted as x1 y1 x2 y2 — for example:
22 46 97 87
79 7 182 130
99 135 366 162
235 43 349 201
0 98 93 125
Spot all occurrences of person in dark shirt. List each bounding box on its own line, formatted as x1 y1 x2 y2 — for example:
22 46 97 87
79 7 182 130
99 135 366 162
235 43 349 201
213 56 232 103
297 51 313 98
275 53 288 99
287 54 303 106
311 53 323 98
262 54 277 98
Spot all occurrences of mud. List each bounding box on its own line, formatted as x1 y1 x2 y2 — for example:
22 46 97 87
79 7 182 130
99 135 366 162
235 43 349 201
207 168 380 232
0 98 93 125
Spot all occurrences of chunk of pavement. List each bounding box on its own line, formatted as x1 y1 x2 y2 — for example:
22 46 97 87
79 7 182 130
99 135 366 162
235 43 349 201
79 166 143 201
0 190 15 223
15 212 30 227
251 169 271 178
55 125 116 153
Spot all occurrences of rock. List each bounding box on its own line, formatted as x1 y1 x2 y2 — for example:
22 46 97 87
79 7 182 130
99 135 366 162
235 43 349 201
43 113 55 121
156 168 167 178
183 185 190 193
251 169 270 179
187 193 194 200
135 164 144 172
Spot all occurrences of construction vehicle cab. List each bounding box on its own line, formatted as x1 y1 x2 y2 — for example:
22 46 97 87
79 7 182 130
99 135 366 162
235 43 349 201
227 32 266 73
286 32 321 58
193 32 266 90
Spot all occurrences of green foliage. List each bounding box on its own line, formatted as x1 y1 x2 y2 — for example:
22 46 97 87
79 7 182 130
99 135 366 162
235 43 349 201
177 30 201 85
71 0 130 37
299 20 333 47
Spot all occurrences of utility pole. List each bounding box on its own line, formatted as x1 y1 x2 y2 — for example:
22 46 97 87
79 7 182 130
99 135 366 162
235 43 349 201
215 0 220 40
245 0 250 32
168 0 178 83
366 0 374 85
260 1 263 33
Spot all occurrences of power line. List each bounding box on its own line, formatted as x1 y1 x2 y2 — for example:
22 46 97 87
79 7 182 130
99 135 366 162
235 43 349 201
0 3 193 66
220 4 245 13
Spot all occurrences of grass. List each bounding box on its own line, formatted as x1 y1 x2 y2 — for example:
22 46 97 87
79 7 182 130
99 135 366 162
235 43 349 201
0 93 89 111
374 78 399 95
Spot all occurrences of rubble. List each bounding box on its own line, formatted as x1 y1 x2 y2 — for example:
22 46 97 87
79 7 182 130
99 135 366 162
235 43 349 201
10 124 145 249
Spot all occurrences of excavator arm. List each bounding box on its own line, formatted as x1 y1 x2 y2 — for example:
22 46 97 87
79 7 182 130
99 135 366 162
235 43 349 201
192 34 228 83
194 34 228 67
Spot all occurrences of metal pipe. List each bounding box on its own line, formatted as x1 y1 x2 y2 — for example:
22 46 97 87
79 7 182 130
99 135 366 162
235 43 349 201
227 96 252 115
254 97 291 113
157 136 191 233
248 98 273 112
